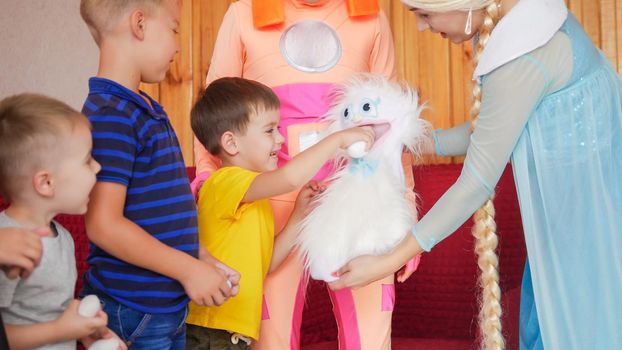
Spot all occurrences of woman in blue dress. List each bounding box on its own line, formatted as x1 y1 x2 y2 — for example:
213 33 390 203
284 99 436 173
329 0 622 349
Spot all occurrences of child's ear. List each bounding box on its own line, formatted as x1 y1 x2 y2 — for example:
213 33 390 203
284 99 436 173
130 10 146 40
220 131 239 156
32 170 54 198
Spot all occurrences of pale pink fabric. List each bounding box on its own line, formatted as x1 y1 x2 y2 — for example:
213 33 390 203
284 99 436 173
329 288 362 350
262 294 270 320
381 284 395 312
273 83 335 180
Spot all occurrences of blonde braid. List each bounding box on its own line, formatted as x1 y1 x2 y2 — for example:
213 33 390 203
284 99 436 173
473 196 504 350
470 2 504 350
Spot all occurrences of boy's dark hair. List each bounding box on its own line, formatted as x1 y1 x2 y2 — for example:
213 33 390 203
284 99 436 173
0 94 87 201
191 77 280 155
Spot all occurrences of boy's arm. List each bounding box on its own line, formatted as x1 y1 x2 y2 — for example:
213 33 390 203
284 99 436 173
5 300 107 350
270 220 299 273
243 127 374 202
86 182 233 306
269 181 325 272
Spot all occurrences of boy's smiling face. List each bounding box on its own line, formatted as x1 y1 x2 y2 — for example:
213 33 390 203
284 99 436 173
232 108 284 173
52 120 101 215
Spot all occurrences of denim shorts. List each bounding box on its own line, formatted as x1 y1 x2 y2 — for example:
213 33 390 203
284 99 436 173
81 279 188 350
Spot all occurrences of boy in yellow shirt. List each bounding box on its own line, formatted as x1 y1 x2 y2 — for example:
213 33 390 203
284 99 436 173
186 77 374 349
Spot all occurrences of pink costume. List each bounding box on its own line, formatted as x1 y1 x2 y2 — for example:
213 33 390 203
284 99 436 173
193 1 418 348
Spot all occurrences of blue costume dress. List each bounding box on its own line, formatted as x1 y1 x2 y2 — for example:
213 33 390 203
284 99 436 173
410 1 622 348
513 15 622 350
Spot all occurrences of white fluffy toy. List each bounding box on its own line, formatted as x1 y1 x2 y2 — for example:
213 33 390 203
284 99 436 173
297 75 430 282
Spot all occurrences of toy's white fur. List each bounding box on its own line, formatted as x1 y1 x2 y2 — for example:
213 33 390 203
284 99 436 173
297 75 430 282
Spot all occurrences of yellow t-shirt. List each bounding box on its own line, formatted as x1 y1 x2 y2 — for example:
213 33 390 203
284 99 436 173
186 167 274 340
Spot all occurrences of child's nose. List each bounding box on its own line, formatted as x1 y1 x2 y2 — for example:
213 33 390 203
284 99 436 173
93 159 102 174
276 130 285 145
416 19 429 32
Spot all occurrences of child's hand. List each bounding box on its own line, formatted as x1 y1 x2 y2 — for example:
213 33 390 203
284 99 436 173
180 259 233 307
333 126 375 150
0 227 52 279
396 254 422 283
198 247 241 297
80 327 127 350
54 300 108 341
190 171 211 200
214 261 241 297
291 181 326 221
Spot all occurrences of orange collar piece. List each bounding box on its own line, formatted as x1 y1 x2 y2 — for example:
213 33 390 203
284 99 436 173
252 0 379 28
346 0 379 17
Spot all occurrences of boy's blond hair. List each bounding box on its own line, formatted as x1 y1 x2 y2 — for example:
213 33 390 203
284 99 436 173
80 0 163 45
0 94 88 201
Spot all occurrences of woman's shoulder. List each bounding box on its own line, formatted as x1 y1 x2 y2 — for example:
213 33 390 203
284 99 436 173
524 31 573 91
485 31 572 92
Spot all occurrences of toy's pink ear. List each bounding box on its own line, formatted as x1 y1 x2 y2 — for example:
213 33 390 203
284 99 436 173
252 0 285 28
347 0 379 17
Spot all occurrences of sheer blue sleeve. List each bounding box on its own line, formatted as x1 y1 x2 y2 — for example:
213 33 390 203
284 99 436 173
412 33 572 251
433 122 471 156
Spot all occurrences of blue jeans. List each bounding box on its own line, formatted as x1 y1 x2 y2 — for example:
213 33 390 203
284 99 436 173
81 280 188 350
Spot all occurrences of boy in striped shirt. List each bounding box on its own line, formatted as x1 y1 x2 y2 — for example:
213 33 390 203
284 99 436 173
79 1 239 348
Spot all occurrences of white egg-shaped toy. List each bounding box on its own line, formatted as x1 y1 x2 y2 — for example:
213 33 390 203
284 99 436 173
346 141 367 158
89 338 120 350
78 295 101 318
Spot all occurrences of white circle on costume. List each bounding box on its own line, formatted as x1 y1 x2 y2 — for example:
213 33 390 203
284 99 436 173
280 20 342 73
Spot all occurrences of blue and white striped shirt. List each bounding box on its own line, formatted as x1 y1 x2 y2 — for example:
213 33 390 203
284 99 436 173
82 77 198 314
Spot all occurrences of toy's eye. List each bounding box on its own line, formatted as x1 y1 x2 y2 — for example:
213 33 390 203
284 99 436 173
342 105 351 119
359 98 378 118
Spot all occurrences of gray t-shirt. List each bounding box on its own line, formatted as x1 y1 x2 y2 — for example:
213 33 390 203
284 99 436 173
0 211 77 350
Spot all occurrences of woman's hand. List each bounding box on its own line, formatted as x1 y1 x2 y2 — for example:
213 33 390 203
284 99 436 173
328 233 424 290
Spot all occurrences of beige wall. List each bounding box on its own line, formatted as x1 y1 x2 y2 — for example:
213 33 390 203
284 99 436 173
0 0 98 109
